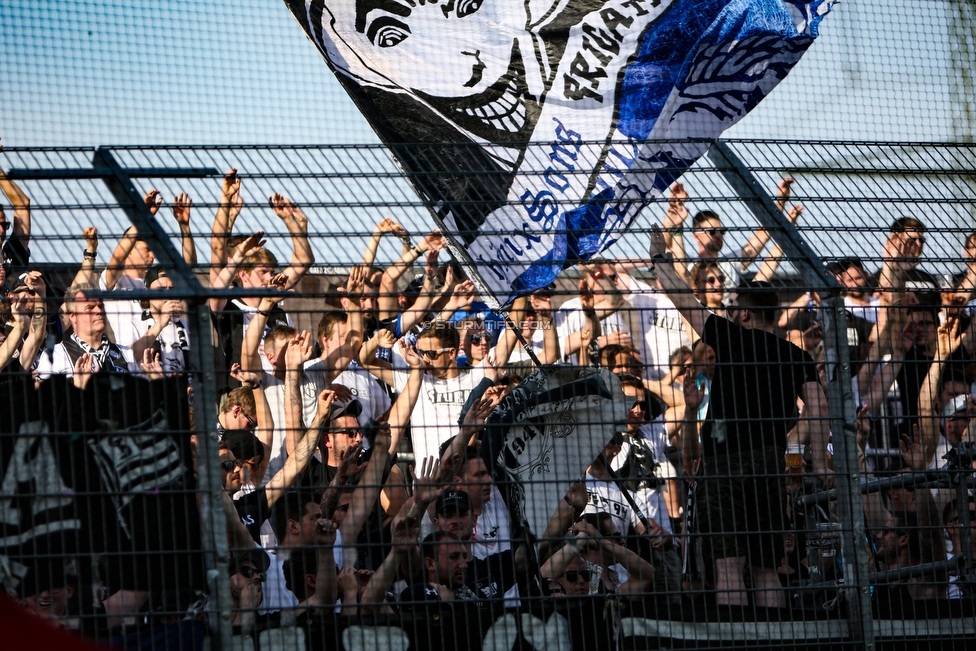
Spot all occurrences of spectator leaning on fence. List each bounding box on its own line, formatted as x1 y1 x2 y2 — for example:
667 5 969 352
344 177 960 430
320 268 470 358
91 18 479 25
649 224 828 609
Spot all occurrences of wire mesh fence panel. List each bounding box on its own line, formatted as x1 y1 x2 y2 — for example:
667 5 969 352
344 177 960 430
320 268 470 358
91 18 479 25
1 140 975 651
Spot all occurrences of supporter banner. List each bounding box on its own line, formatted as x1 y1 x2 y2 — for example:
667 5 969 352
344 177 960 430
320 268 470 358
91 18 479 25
481 366 628 537
284 0 834 302
0 375 203 598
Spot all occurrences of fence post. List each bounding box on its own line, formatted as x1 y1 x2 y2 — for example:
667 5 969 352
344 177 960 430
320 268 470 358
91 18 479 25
92 148 235 649
708 141 875 648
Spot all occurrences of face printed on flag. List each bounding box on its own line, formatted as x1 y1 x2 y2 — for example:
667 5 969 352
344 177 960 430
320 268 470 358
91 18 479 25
284 0 835 302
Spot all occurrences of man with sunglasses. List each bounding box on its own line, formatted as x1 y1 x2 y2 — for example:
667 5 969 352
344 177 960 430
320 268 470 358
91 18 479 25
227 548 271 631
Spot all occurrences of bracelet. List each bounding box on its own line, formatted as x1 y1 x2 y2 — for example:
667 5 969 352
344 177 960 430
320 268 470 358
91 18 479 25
256 309 270 317
410 245 423 257
651 253 669 265
83 250 97 261
667 226 683 236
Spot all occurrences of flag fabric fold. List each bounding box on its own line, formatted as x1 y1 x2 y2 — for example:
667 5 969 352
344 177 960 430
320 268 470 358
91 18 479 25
285 0 835 302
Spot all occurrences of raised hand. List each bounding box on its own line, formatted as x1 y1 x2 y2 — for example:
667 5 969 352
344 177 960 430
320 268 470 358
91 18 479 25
391 513 420 548
269 193 308 230
899 429 926 471
285 331 313 370
143 189 162 215
337 443 366 481
937 316 964 359
682 375 706 413
140 349 164 379
375 328 397 349
72 353 94 390
325 383 354 404
663 182 689 229
317 388 337 419
424 249 440 281
648 224 669 259
83 226 99 253
411 456 444 504
401 337 425 368
565 481 587 512
232 231 266 261
314 516 338 546
229 362 262 387
422 231 445 252
172 192 192 226
786 205 804 225
221 168 241 199
775 177 795 212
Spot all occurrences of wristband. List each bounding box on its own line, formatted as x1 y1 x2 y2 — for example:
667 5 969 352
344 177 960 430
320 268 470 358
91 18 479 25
83 250 97 261
667 226 683 236
410 245 423 257
651 253 669 265
256 309 270 317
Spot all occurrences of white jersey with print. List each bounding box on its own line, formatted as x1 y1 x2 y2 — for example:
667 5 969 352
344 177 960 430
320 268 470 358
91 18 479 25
98 270 145 347
129 312 192 374
583 472 637 537
302 359 392 428
393 363 488 468
233 299 294 374
622 277 691 380
259 369 321 488
555 297 629 367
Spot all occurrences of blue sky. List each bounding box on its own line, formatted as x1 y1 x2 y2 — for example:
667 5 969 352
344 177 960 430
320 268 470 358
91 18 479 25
0 1 964 146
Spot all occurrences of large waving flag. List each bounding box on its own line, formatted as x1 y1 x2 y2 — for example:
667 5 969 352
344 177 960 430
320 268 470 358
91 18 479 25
284 0 835 302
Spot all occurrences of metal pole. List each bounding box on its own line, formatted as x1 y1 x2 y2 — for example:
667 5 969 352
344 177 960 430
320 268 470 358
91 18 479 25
93 148 234 648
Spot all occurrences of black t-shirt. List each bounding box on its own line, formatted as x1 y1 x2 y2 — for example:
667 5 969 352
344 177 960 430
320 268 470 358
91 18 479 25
2 234 30 272
701 313 818 454
234 487 270 543
460 548 518 609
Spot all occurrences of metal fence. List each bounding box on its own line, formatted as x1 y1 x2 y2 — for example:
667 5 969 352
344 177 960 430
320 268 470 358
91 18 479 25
1 141 975 650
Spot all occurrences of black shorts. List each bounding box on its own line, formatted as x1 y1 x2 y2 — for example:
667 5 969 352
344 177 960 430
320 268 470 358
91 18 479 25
697 445 787 568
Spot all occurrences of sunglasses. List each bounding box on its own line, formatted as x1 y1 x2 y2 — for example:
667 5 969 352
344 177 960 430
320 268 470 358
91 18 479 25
697 227 727 236
335 428 363 438
470 333 488 345
221 460 242 472
705 275 726 285
0 221 9 230
236 566 266 581
563 570 592 583
243 412 257 429
417 347 452 360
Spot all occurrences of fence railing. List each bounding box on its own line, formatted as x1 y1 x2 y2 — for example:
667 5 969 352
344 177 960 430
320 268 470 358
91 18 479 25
1 140 975 651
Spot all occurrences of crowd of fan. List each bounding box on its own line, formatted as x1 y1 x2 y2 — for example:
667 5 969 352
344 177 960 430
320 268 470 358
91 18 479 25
2 163 975 640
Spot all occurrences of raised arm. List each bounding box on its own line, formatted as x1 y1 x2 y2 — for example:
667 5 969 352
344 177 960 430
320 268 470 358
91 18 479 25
17 272 48 372
172 192 197 267
230 363 274 485
268 388 335 510
103 190 161 290
358 328 398 388
70 227 100 287
649 225 709 337
753 205 803 282
0 315 27 373
0 166 31 247
210 169 242 287
359 507 420 611
916 318 966 467
209 231 265 312
338 426 393 568
738 177 794 271
268 193 314 291
378 231 444 320
241 292 284 373
284 330 315 456
387 341 426 453
361 217 410 267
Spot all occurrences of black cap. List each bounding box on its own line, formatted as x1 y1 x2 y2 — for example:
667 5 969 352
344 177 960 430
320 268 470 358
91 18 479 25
144 266 168 288
330 398 363 422
435 490 472 514
222 428 263 461
4 271 32 295
228 548 270 575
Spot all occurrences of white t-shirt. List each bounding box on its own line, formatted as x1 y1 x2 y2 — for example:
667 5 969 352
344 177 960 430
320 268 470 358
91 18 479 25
622 277 692 380
687 257 740 306
98 271 145 347
129 312 192 374
393 363 488 466
232 299 294 374
36 339 141 379
555 297 629 367
845 295 880 323
302 359 392 428
583 472 637 536
260 369 320 488
609 420 675 534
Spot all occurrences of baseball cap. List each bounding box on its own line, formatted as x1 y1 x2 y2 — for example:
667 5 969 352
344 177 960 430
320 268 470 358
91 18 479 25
143 266 167 288
4 271 32 295
330 398 363 421
228 548 270 575
943 394 974 419
435 490 472 514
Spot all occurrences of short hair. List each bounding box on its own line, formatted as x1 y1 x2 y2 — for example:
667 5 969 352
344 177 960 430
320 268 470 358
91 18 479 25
221 386 255 419
271 491 319 542
282 547 319 602
734 280 780 326
63 283 98 313
417 320 459 350
615 373 645 395
265 325 297 356
317 309 348 343
421 531 461 565
890 217 927 234
600 344 634 369
233 246 278 283
890 511 922 563
457 446 484 477
691 210 722 228
824 257 865 277
690 260 723 289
